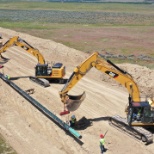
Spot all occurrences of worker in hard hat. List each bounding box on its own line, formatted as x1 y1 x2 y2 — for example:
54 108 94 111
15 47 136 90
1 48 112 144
5 75 10 80
100 134 105 154
69 115 77 128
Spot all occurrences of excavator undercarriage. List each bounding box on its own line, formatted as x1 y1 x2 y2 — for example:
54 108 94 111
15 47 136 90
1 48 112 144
109 115 153 144
29 76 50 87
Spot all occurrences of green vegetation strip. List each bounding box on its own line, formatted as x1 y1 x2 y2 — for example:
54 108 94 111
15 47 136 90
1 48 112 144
0 134 17 154
0 2 154 13
0 2 153 68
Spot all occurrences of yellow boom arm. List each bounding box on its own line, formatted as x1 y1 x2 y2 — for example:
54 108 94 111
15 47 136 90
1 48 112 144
59 52 140 111
0 36 45 64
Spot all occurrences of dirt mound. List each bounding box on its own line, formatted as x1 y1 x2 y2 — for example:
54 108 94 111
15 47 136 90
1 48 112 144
119 63 154 97
0 27 154 154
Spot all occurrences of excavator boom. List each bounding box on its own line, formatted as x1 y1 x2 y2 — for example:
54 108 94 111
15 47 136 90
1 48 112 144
0 36 45 64
60 52 140 110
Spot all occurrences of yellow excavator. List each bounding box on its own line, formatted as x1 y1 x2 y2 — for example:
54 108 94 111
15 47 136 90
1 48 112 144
59 52 154 144
0 36 66 87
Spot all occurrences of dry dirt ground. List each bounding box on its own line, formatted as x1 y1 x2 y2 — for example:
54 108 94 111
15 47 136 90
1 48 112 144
0 27 154 154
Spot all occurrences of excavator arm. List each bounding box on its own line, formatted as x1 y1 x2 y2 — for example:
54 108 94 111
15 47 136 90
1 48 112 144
0 36 45 64
59 52 141 111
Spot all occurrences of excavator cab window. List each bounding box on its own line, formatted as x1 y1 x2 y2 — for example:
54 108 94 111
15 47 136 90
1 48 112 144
35 64 48 76
142 106 154 123
127 101 154 124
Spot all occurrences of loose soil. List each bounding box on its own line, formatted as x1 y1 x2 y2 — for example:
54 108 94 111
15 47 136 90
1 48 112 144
0 27 154 154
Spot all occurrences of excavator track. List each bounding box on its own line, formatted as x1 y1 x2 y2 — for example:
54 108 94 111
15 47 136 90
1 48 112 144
29 76 50 87
109 115 153 144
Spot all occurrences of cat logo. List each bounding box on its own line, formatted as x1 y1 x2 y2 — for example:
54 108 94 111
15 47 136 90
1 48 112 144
105 71 118 78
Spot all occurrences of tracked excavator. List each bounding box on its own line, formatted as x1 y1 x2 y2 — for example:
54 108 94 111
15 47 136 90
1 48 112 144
59 52 154 144
0 36 66 87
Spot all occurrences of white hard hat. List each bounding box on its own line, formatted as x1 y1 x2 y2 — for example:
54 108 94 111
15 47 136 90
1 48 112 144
148 98 152 105
71 115 76 119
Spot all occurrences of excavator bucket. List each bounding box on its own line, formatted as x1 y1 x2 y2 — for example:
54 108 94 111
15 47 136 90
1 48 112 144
0 54 9 64
66 92 86 112
0 65 4 69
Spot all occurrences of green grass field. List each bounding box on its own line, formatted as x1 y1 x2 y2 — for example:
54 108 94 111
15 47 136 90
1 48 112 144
0 2 153 12
0 2 153 64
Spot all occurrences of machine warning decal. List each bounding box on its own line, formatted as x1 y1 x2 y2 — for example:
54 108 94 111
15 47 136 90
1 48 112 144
105 71 118 78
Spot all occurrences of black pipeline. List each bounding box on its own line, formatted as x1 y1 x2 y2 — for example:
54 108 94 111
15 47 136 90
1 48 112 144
0 73 82 139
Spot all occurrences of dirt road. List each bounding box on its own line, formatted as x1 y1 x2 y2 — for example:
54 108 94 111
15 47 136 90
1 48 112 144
0 27 154 154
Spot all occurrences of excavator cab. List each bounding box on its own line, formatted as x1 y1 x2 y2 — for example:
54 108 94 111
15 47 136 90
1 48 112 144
35 62 66 82
127 101 154 125
35 64 50 76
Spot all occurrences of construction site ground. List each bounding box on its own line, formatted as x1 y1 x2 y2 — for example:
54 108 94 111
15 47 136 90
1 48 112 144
0 27 154 154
